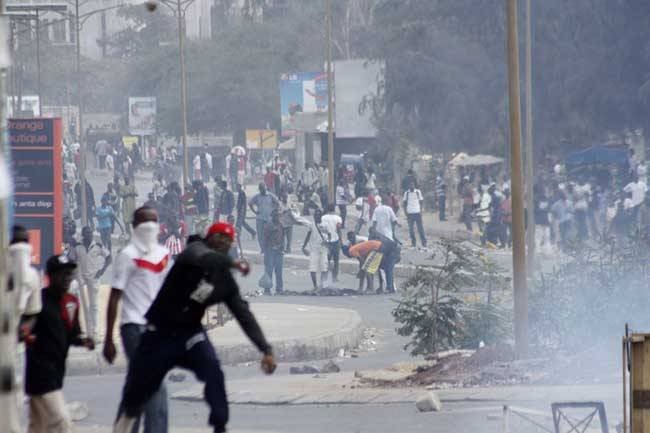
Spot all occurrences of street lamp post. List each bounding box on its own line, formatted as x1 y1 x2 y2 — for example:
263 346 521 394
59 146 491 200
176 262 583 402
74 0 88 226
153 0 196 193
326 0 334 203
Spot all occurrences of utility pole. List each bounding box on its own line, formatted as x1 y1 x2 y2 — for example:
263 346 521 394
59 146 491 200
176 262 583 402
75 0 88 226
34 9 41 114
524 0 535 276
150 0 195 192
326 0 334 203
506 0 528 359
176 0 189 192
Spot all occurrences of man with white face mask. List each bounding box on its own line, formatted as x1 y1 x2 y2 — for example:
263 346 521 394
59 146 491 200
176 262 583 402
7 226 42 433
102 206 171 433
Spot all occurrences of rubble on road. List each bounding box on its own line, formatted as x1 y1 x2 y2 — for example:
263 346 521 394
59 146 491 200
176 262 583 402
356 342 620 389
168 372 187 382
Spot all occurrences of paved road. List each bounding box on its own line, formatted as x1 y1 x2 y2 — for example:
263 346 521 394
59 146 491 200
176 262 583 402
65 170 601 433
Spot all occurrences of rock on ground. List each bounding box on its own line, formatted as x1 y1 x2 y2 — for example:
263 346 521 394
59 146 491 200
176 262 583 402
67 401 89 421
289 365 320 375
321 360 341 373
415 392 442 412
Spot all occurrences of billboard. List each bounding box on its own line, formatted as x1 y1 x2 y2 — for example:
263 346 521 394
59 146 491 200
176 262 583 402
246 129 278 149
10 118 63 266
128 97 156 136
334 59 383 138
280 72 328 137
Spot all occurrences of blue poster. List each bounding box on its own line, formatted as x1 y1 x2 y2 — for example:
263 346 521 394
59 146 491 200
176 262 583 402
280 72 328 137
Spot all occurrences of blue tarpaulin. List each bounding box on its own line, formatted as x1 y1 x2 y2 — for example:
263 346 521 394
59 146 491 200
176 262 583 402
565 146 628 167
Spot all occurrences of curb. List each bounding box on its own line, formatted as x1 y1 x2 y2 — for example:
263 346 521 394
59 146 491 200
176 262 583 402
66 306 364 376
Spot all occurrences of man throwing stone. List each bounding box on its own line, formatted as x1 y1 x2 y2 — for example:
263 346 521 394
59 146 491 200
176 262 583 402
113 222 276 433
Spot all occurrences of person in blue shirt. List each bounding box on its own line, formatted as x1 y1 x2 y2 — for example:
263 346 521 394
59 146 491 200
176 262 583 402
96 196 123 252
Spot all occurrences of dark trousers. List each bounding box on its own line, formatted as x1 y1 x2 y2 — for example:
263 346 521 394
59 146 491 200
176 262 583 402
118 329 228 433
438 195 446 221
99 227 112 251
575 209 588 241
407 212 427 247
327 241 340 281
263 248 284 292
462 204 473 231
354 217 367 235
120 324 168 433
559 220 571 250
236 213 256 238
338 204 347 228
284 226 293 252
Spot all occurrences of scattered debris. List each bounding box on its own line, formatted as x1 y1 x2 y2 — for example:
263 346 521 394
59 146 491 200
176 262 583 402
337 348 346 358
415 392 442 412
289 365 320 375
168 372 186 382
320 360 341 373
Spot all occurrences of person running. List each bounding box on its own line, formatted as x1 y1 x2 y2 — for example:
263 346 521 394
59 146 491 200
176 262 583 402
112 222 276 433
103 207 172 433
96 196 124 252
301 209 329 291
25 255 95 433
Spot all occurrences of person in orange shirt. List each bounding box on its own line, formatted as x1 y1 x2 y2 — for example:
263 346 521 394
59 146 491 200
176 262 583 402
343 235 383 293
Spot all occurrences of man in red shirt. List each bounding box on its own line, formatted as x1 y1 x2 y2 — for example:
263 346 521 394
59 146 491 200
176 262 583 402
264 167 277 195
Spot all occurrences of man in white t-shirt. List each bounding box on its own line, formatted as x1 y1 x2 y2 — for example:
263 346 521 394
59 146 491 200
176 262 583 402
403 181 427 247
193 154 202 181
301 209 329 290
103 206 171 433
371 197 398 241
321 204 343 283
624 175 647 221
335 178 349 228
354 192 371 234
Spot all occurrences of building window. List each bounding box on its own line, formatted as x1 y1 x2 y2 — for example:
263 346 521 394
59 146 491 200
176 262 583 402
52 18 66 43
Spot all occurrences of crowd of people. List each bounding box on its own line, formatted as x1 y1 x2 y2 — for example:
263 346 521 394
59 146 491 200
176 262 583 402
454 149 649 252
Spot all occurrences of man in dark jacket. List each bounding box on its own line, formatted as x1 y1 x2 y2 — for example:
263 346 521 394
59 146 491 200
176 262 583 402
216 180 235 221
113 222 276 433
235 183 256 238
25 255 94 433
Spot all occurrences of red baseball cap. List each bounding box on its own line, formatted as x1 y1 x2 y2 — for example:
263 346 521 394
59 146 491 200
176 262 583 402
206 222 236 241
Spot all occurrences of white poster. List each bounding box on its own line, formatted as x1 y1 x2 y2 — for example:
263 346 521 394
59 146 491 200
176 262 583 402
128 97 156 136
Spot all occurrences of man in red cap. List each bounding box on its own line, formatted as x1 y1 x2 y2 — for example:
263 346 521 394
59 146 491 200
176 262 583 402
113 221 276 433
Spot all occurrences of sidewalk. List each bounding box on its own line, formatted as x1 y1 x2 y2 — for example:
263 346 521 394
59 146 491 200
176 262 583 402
67 301 363 375
76 428 280 433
